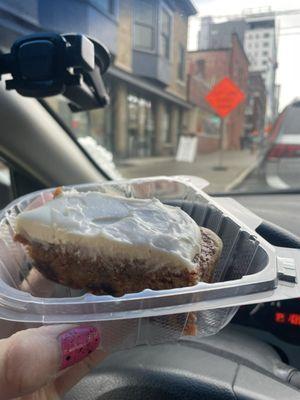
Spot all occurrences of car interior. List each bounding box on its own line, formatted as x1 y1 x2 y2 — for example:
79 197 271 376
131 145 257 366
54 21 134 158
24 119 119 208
1 4 300 400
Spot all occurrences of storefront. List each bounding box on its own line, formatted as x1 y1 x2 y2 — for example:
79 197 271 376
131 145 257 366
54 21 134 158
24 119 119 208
106 66 191 159
46 76 188 160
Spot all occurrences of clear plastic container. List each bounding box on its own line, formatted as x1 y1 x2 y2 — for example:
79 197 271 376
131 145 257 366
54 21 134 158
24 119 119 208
0 176 299 351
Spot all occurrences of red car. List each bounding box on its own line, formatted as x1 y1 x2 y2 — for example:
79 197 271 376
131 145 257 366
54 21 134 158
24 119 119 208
267 101 300 159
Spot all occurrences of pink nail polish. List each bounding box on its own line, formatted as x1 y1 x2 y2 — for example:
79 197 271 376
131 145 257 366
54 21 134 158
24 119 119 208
59 326 100 370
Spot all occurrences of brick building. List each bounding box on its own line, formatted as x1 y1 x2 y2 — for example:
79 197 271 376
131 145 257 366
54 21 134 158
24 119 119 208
198 15 278 125
0 0 196 158
186 62 220 154
187 33 249 152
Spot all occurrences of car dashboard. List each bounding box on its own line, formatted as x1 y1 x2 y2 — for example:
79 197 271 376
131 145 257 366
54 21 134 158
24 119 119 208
229 193 300 368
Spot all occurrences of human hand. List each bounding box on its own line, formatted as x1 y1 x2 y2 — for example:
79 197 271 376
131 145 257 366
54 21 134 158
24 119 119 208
0 324 106 400
0 192 106 399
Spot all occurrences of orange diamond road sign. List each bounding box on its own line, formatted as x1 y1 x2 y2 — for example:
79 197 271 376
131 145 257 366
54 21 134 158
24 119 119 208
205 77 245 118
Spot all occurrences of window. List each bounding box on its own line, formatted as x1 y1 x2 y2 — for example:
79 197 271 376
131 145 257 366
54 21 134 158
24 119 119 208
263 50 268 56
90 0 115 14
255 33 260 38
263 41 269 47
177 110 183 140
162 105 171 143
263 32 270 38
134 0 155 51
201 115 220 136
177 44 185 80
238 67 243 85
248 33 253 39
161 7 171 58
45 82 113 151
255 42 259 48
262 60 268 65
196 59 205 78
248 43 252 48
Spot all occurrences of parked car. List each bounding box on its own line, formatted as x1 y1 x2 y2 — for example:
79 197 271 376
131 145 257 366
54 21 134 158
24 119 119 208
267 101 300 160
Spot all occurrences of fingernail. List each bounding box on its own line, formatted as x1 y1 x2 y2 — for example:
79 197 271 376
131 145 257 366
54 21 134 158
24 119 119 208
58 326 100 370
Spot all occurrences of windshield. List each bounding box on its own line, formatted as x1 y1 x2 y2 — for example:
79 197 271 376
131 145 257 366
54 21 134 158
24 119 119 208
44 0 300 194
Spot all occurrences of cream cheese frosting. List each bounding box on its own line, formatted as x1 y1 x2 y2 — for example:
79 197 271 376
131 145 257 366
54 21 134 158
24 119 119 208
15 190 202 271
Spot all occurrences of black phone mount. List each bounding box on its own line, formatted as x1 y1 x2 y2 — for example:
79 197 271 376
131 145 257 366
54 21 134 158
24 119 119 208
0 32 111 112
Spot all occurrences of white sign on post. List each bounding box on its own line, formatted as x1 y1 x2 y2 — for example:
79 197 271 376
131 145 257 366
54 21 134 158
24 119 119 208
176 136 198 162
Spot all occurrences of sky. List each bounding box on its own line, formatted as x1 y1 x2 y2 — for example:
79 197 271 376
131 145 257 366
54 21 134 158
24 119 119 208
188 0 300 111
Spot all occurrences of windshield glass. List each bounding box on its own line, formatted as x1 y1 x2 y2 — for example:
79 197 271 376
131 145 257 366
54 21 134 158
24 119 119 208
44 0 300 194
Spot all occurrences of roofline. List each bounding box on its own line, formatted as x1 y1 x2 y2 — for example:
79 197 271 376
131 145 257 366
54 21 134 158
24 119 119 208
188 35 250 64
188 48 231 53
181 0 198 16
231 32 250 65
246 15 275 24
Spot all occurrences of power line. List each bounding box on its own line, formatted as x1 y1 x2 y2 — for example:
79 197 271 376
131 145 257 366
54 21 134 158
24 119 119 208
199 8 300 21
280 25 300 30
279 31 300 36
272 9 300 17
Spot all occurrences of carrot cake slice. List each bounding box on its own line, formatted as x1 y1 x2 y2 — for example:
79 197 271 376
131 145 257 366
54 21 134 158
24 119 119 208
14 189 222 297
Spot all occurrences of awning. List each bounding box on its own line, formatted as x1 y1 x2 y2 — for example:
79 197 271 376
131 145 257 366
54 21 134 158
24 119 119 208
107 66 192 109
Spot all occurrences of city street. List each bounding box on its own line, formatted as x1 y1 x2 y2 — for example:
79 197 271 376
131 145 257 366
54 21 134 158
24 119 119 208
118 149 258 193
236 158 300 192
119 151 300 194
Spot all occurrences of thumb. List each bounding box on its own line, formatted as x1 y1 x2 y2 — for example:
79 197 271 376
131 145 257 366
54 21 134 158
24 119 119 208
0 324 100 399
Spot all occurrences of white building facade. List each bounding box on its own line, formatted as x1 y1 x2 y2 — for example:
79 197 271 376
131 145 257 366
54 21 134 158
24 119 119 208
244 16 277 124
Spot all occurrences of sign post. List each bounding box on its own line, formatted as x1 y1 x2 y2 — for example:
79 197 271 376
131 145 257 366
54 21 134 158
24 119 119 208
205 77 245 170
214 117 226 171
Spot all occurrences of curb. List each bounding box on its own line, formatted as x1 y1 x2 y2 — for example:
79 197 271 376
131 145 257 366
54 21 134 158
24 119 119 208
225 154 265 191
118 156 174 167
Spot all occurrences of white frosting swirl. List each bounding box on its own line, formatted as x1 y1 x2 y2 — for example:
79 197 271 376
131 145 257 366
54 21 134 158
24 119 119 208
16 191 202 271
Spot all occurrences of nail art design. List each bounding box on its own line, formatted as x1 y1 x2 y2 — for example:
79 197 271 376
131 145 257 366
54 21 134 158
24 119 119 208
59 326 100 370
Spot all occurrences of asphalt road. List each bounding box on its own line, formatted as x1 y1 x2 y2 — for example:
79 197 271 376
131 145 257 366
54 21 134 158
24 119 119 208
236 157 300 192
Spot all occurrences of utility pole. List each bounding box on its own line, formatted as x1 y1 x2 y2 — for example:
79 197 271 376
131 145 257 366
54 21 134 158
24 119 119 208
213 117 227 171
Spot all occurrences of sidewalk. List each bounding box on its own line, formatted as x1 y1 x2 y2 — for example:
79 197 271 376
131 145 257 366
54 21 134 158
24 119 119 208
117 149 259 193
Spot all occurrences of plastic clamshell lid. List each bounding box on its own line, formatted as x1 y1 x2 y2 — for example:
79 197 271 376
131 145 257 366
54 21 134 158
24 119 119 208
0 176 297 324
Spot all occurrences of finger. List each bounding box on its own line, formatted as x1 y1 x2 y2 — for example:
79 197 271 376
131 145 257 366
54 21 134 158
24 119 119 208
54 348 108 396
55 319 138 396
0 324 100 399
20 268 55 297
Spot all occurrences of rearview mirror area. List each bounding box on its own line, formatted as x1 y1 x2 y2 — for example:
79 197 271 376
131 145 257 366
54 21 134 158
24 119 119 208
0 32 110 112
